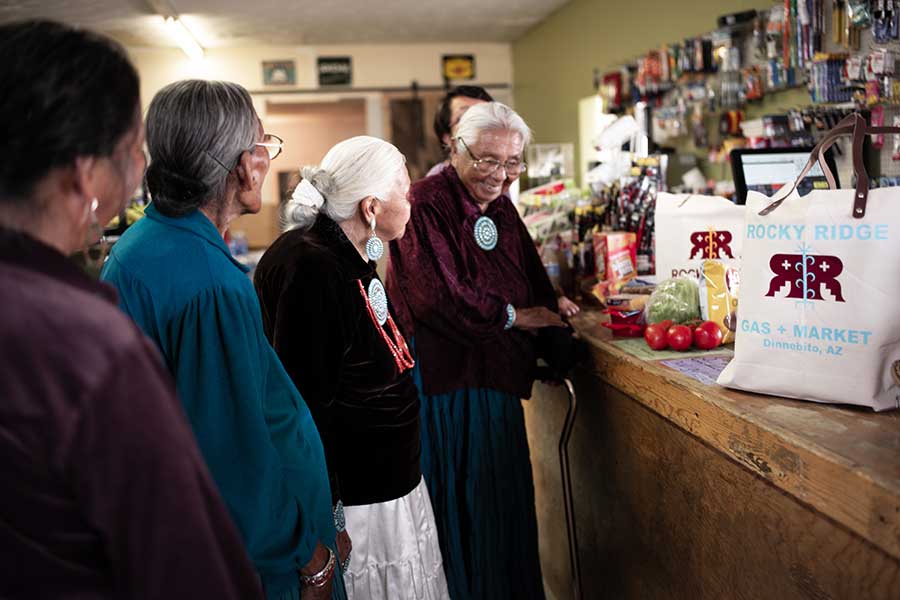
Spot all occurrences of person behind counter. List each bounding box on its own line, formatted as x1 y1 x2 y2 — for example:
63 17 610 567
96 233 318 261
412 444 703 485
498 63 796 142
0 21 263 600
426 85 493 177
386 101 573 599
100 79 346 600
254 136 450 600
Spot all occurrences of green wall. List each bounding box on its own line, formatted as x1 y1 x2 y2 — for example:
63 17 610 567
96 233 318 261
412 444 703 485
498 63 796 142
512 0 804 180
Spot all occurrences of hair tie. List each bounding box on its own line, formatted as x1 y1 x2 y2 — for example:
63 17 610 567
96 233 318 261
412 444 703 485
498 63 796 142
145 162 209 203
291 178 325 208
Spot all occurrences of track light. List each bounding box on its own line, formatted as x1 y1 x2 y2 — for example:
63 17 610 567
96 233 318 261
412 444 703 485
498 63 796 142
165 16 205 62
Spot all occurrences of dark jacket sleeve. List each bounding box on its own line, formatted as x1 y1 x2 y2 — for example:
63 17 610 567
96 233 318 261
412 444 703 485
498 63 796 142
164 287 329 590
516 218 585 378
266 268 348 502
69 333 263 600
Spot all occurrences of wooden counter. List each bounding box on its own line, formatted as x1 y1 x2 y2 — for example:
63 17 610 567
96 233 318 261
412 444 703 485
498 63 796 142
525 309 900 600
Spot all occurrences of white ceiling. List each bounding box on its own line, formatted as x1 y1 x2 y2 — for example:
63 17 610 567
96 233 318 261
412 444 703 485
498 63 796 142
0 0 569 46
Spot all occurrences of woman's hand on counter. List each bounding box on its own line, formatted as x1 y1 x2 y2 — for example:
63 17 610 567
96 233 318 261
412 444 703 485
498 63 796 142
513 306 567 331
558 296 580 319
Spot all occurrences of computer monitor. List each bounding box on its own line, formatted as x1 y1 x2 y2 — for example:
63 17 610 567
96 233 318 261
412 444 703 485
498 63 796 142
730 147 840 205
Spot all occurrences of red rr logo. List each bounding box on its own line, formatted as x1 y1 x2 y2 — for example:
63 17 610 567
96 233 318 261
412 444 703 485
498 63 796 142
689 230 735 260
765 253 845 302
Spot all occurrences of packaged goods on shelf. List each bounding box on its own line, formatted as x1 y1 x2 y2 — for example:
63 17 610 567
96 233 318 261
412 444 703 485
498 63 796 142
518 179 583 297
593 231 637 294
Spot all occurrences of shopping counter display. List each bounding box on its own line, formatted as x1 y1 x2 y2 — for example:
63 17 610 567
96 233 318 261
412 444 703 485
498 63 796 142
526 309 900 600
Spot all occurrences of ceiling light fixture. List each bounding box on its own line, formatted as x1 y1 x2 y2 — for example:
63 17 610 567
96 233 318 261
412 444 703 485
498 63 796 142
165 16 205 62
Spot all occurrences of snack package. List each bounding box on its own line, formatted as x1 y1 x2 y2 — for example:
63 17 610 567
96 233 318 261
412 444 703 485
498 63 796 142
590 280 611 305
606 294 650 312
644 277 701 325
593 231 637 294
699 259 740 343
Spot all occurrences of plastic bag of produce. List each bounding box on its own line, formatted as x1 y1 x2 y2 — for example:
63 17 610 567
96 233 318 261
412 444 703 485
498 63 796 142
699 260 740 343
644 277 701 325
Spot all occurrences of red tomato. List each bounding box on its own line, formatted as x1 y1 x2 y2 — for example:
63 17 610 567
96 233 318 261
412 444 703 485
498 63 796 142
666 325 693 351
693 321 724 350
644 323 669 350
657 319 674 331
682 319 703 332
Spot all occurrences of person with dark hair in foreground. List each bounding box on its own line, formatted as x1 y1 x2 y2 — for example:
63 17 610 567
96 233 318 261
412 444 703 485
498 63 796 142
426 85 494 177
0 20 263 600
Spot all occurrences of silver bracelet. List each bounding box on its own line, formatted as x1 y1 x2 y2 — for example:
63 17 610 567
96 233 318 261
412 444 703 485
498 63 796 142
333 500 346 533
504 304 516 330
300 547 335 589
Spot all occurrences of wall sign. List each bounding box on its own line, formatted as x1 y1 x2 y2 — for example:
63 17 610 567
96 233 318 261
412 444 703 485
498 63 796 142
318 57 352 86
442 55 476 80
262 60 296 86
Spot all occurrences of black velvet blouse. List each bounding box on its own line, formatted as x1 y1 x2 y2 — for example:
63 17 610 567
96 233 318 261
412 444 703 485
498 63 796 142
254 215 420 506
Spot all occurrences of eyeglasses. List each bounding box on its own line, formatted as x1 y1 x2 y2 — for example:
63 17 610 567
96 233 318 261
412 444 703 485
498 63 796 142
457 137 526 176
255 133 284 161
207 133 284 171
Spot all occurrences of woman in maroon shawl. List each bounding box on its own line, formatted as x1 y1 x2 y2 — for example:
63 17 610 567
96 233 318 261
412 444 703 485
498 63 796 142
386 102 568 599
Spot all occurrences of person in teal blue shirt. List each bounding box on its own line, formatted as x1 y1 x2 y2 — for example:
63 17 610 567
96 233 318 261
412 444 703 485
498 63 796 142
101 80 347 600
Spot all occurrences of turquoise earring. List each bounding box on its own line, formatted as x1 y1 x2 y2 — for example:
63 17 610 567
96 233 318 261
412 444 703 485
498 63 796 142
365 217 383 261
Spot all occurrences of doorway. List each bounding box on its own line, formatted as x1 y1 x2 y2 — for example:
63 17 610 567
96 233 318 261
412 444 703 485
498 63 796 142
264 98 368 206
231 98 367 248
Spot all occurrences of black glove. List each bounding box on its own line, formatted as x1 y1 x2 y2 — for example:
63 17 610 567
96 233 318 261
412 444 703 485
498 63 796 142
533 325 588 382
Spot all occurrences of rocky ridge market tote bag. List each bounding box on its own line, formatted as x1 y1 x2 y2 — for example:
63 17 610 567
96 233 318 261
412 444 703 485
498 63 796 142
655 193 745 280
718 114 900 411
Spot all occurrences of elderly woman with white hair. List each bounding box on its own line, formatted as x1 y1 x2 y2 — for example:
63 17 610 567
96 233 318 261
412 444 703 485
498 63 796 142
101 80 346 600
386 102 572 599
254 136 450 600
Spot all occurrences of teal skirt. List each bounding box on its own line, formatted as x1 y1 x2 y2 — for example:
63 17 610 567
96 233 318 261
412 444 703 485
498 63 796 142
413 359 545 600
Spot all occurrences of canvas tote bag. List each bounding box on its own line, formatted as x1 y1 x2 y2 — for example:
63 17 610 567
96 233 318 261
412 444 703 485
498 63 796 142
655 193 745 280
718 113 900 411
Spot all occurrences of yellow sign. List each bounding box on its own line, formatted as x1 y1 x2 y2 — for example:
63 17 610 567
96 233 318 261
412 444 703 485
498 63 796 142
443 55 475 80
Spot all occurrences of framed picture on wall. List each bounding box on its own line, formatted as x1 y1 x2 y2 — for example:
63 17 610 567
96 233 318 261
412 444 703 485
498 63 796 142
263 60 296 86
318 57 352 86
442 55 475 80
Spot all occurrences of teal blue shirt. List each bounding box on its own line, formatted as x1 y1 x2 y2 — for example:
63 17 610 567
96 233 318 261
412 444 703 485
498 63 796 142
101 204 337 597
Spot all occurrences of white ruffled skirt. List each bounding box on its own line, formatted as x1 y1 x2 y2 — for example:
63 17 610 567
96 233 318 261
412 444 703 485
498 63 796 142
342 477 450 600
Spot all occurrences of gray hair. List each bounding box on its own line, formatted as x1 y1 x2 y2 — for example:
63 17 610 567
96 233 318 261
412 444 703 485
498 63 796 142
454 101 532 152
285 136 406 230
145 79 258 217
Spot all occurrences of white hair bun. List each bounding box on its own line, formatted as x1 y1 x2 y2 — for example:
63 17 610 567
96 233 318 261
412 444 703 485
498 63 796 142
301 166 337 196
291 178 324 208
